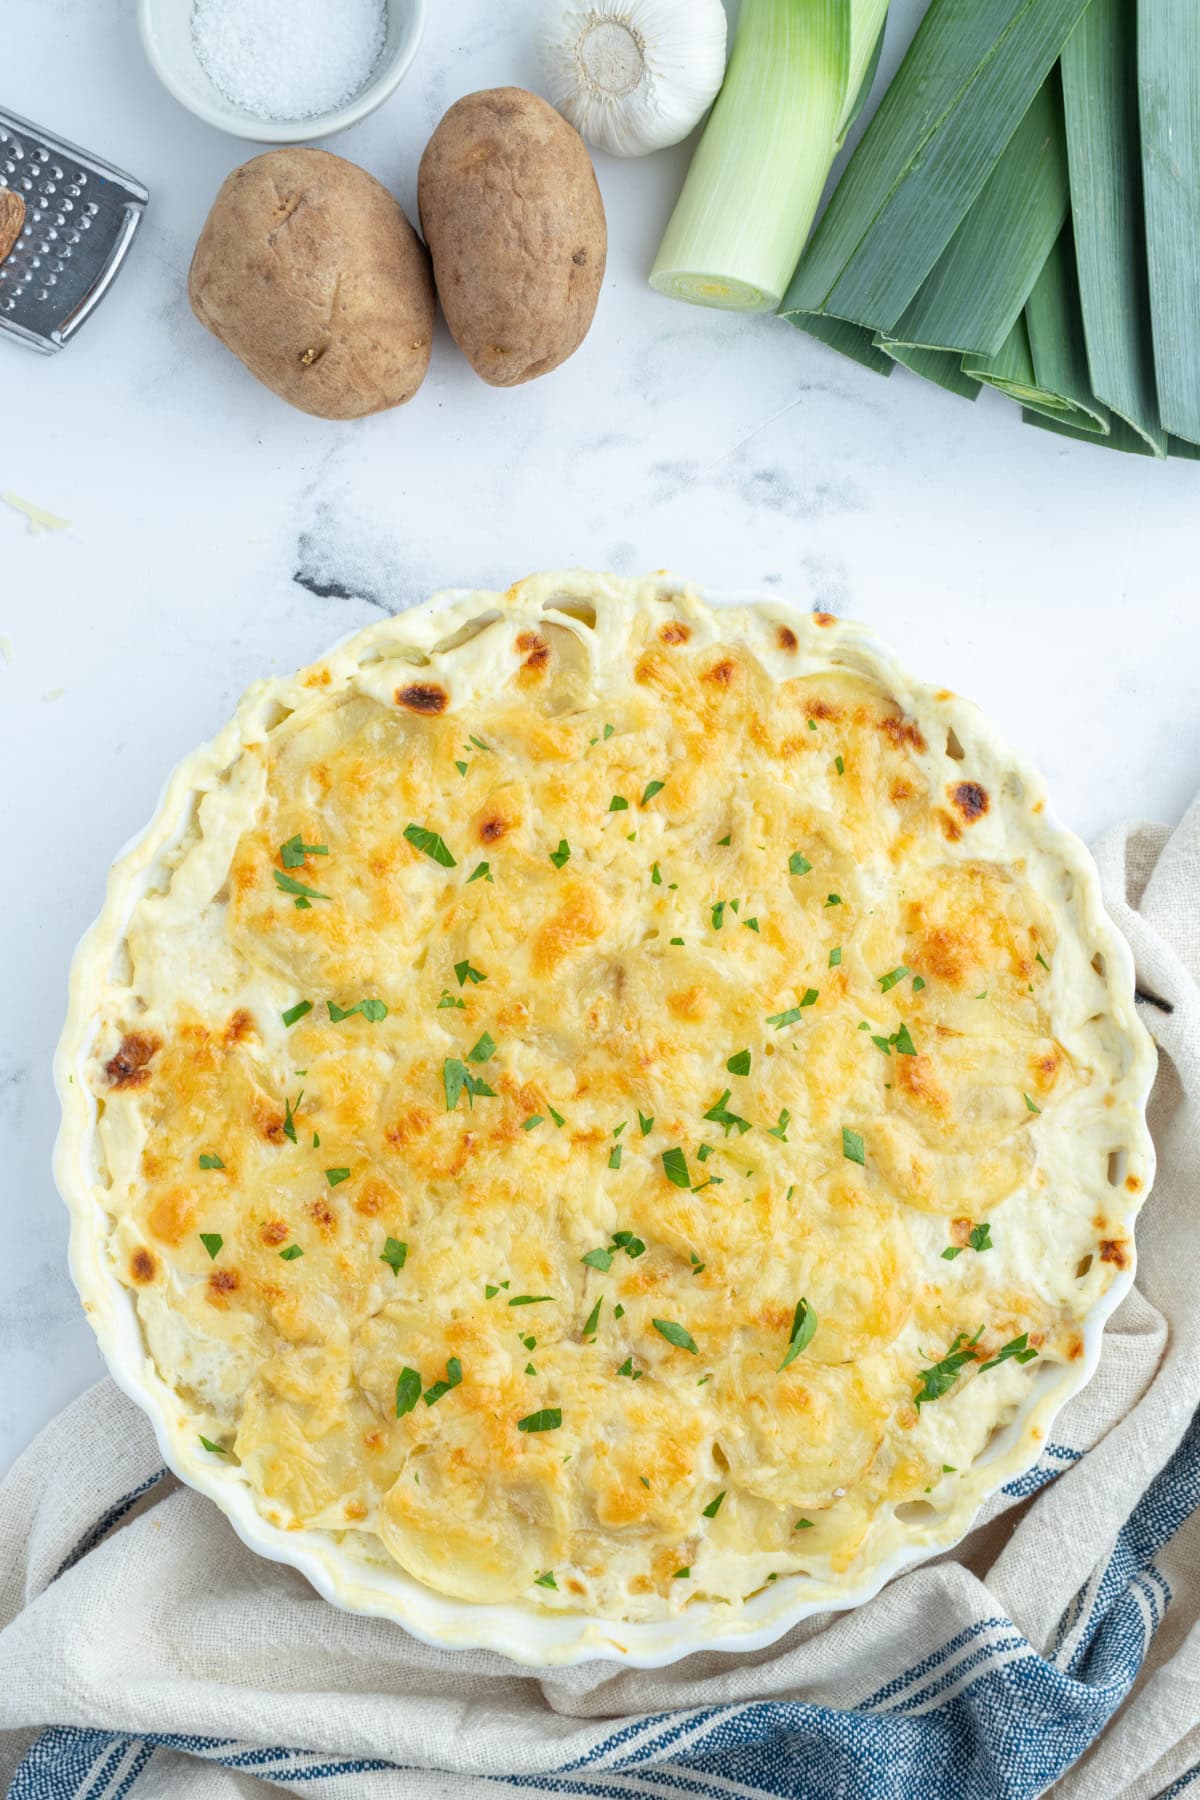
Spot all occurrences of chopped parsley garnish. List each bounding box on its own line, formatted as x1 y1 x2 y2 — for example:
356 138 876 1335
404 823 456 867
609 1145 623 1170
673 1568 690 1580
614 1303 625 1320
829 946 842 967
467 1031 495 1063
718 832 732 846
979 1332 1038 1372
549 839 571 870
879 966 909 994
835 755 845 775
1024 1093 1041 1114
199 1436 226 1454
608 795 629 813
892 1022 916 1056
582 1247 614 1272
312 1132 319 1148
380 1238 407 1275
582 1297 602 1338
912 975 927 992
690 1251 706 1274
941 1246 964 1261
767 990 819 1028
842 1127 866 1166
825 894 842 907
711 900 727 930
468 734 491 753
534 1570 557 1589
662 1147 692 1189
704 1089 752 1137
438 990 465 1009
743 917 760 932
454 959 486 988
199 1233 223 1259
650 862 663 885
768 1109 791 1142
325 1167 350 1187
198 1153 225 1171
281 1000 312 1028
617 1357 640 1379
727 1049 751 1076
1035 951 1050 969
443 1057 496 1111
279 1244 304 1261
603 723 615 739
638 1110 654 1136
522 1114 544 1131
612 1230 645 1257
466 861 493 884
282 1091 302 1143
697 1144 713 1162
274 869 329 904
641 780 665 805
395 1367 422 1417
794 1517 814 1530
702 1491 726 1519
525 1362 537 1376
508 1295 554 1306
969 1222 993 1253
280 834 329 869
778 1297 817 1370
652 1318 698 1354
670 936 685 945
423 1357 463 1407
915 1330 983 1405
517 1407 562 1433
328 997 387 1022
549 1106 565 1128
788 851 812 876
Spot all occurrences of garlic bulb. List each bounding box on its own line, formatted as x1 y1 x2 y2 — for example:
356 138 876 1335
539 1 728 159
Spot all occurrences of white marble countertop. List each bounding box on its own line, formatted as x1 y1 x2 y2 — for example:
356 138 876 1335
2 0 1197 1475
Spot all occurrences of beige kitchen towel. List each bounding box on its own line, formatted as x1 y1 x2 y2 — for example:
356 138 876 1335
1 796 1198 1800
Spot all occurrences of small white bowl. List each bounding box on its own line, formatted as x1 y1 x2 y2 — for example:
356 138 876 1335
138 0 426 144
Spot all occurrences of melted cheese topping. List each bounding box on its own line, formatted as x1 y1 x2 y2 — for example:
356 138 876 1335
71 573 1152 1624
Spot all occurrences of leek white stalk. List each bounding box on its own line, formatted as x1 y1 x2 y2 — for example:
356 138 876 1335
539 1 728 158
650 0 888 313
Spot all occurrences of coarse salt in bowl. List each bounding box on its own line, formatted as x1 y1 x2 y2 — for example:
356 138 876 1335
138 0 426 144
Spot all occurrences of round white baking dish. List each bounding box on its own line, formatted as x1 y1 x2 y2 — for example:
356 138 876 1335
54 574 1157 1667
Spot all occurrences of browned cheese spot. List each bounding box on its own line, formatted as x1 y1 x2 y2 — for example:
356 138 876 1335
129 1246 157 1284
515 631 550 674
479 814 510 843
704 657 737 688
208 1267 240 1301
224 1008 256 1045
396 683 448 715
261 1220 289 1246
938 810 964 843
308 1198 337 1236
951 781 990 822
1099 1238 1130 1270
659 620 690 646
880 714 927 753
814 611 837 627
1126 1174 1142 1194
777 626 798 652
105 1033 160 1089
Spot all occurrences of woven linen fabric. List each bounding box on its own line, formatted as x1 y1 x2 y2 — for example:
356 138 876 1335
2 796 1198 1800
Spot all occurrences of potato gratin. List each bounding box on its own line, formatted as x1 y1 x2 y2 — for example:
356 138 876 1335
59 572 1154 1631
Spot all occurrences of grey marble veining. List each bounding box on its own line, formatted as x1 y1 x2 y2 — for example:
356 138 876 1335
2 0 1198 1473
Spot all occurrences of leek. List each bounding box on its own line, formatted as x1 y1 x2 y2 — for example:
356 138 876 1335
881 79 1070 360
1022 226 1111 434
1139 0 1200 445
782 0 1093 329
650 0 889 313
877 340 982 400
1061 0 1166 453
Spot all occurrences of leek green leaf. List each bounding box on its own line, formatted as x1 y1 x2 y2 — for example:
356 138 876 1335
1062 0 1166 453
1138 0 1200 446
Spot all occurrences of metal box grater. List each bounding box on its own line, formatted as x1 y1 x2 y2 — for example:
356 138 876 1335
0 107 148 355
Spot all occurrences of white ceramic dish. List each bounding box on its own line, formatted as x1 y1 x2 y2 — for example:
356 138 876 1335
137 0 426 144
55 577 1156 1668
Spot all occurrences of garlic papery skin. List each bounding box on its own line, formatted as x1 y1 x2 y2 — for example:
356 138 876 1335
539 1 728 158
